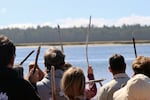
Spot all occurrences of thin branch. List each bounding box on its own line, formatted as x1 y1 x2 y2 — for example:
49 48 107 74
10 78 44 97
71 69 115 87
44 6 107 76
33 46 41 74
19 50 35 65
51 66 56 100
132 32 137 58
85 16 92 66
86 78 105 87
57 24 64 53
86 78 105 85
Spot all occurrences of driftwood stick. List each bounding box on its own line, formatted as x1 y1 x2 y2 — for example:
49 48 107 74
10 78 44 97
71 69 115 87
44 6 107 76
19 50 35 65
132 33 137 58
85 16 103 86
51 66 56 100
85 79 105 84
85 16 92 66
57 24 64 53
33 46 41 74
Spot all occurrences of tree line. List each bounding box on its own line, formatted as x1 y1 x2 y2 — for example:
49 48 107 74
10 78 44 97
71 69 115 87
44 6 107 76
0 24 150 45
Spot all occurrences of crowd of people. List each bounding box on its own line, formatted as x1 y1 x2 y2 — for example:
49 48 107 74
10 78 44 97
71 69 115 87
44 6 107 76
1 34 150 100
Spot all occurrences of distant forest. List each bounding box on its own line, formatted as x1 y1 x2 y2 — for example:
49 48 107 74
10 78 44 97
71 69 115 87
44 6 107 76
0 24 150 45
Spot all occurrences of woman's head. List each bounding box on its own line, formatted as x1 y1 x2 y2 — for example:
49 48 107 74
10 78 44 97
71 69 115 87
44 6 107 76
132 56 150 77
61 67 85 100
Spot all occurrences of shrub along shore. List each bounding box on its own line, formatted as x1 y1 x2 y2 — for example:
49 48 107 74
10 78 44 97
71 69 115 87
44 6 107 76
15 40 150 46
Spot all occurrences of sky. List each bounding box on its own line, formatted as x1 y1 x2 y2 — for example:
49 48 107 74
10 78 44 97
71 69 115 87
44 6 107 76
0 0 150 29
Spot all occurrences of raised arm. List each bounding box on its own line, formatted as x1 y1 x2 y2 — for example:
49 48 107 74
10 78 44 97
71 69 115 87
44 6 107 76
85 65 97 99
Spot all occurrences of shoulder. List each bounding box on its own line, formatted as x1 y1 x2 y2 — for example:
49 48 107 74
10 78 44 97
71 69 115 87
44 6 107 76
101 80 117 90
116 74 150 93
113 74 150 100
0 92 8 100
127 74 150 90
55 69 64 76
17 78 32 85
97 80 119 99
113 87 127 100
97 81 114 95
37 76 51 86
97 86 107 100
17 78 37 91
127 74 149 86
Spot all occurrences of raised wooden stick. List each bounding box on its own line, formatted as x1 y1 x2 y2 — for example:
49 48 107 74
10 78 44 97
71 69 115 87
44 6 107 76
86 78 105 84
33 46 41 74
51 66 56 100
57 24 64 53
19 50 35 65
85 16 103 86
85 16 91 66
132 33 137 58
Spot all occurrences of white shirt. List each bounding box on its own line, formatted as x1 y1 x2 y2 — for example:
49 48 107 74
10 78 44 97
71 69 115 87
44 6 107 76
113 74 150 100
96 73 130 100
37 69 66 100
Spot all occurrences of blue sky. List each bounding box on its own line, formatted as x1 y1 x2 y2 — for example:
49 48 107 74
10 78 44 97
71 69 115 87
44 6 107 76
0 0 150 28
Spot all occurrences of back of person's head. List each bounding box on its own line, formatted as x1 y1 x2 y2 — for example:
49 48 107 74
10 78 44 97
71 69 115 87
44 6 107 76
61 67 85 100
0 35 16 67
62 62 72 71
44 47 65 71
132 56 150 77
109 54 126 72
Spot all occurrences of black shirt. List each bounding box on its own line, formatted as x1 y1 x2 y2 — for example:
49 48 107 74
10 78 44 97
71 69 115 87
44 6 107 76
0 67 40 100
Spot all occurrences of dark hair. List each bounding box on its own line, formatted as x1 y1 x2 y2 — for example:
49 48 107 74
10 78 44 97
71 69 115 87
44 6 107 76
0 35 16 67
109 54 125 71
44 47 65 71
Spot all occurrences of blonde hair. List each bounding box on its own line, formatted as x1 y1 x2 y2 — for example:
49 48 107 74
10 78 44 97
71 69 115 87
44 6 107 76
61 67 85 100
132 56 150 77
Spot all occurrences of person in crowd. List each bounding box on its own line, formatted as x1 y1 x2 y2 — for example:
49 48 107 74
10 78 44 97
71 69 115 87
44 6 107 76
61 67 85 100
26 61 72 82
27 46 68 100
113 56 150 100
62 62 72 71
0 35 40 100
61 66 97 100
27 46 97 100
96 53 130 100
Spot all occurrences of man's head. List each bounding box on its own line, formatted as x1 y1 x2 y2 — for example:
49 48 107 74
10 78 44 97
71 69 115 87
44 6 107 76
0 35 16 67
44 47 65 71
132 56 150 77
109 54 126 74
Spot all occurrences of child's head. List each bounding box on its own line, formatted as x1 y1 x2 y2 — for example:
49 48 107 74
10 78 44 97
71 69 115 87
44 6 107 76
61 67 85 100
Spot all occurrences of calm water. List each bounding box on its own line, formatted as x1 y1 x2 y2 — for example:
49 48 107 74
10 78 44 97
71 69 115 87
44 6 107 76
15 44 150 86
